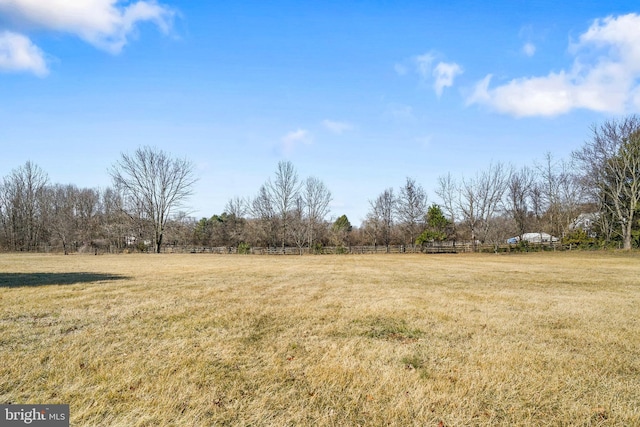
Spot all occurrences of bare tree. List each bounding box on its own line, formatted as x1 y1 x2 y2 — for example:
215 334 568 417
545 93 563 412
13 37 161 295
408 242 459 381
529 182 544 234
484 213 514 251
557 162 586 239
100 187 130 250
289 195 308 254
361 217 380 247
164 212 196 248
436 172 459 242
533 153 587 239
368 188 396 250
46 184 79 254
225 196 247 218
536 152 566 238
48 186 110 253
267 161 301 250
109 146 198 253
506 165 535 240
302 176 332 249
476 162 509 244
396 177 427 251
75 187 101 244
458 162 509 248
0 161 49 251
573 116 640 249
458 176 480 246
224 196 248 246
249 184 277 247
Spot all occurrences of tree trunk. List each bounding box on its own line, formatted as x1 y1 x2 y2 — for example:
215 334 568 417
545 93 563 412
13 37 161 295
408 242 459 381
623 221 632 250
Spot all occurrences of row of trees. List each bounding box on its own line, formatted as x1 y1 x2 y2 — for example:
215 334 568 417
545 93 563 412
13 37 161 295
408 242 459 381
351 157 582 251
193 162 345 252
1 116 639 252
0 161 125 253
574 116 640 249
0 147 198 253
359 116 640 250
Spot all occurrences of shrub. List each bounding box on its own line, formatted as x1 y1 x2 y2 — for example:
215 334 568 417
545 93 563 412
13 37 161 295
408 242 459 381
563 229 596 249
335 245 349 254
237 242 251 254
312 242 324 255
136 242 149 253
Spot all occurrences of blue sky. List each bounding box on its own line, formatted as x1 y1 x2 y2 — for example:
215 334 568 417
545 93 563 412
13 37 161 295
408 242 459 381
1 1 640 225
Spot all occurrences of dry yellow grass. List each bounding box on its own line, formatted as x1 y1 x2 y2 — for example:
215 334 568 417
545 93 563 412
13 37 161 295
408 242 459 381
1 252 639 426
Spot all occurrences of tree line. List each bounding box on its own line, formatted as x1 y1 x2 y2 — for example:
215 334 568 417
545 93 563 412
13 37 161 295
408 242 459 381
1 116 639 253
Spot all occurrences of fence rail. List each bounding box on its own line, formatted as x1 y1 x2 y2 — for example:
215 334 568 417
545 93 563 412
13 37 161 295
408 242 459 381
158 242 566 255
2 241 573 255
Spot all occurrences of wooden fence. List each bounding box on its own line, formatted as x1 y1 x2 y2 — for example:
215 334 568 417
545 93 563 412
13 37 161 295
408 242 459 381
159 242 566 255
7 241 570 254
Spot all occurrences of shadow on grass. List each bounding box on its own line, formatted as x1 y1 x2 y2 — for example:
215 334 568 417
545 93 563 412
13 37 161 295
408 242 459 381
0 272 129 288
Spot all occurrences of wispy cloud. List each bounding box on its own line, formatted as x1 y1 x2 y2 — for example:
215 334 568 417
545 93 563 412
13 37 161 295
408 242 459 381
522 42 536 57
383 103 415 121
399 52 463 97
519 25 537 58
467 13 640 117
393 63 408 76
0 31 47 76
281 129 312 155
0 0 174 76
322 119 353 134
433 62 463 97
414 53 436 80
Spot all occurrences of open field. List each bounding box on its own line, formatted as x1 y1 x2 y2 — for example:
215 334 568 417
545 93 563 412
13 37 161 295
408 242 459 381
1 252 639 426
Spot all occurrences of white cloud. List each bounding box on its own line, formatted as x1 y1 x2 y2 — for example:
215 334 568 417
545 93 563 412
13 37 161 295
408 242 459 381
467 13 640 117
0 0 173 76
414 53 435 79
0 31 47 76
407 52 462 96
433 62 463 97
281 129 311 155
0 0 174 54
519 25 536 57
522 42 536 57
322 119 353 134
394 63 408 76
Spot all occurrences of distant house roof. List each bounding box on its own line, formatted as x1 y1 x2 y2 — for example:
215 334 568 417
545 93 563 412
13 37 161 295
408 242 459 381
570 212 599 230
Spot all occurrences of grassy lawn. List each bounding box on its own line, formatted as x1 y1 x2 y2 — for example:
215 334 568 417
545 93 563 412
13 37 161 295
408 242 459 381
1 252 639 426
